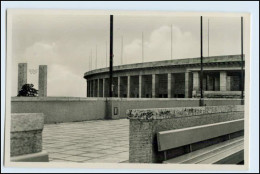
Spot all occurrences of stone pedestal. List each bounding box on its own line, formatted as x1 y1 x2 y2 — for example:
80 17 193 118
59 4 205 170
10 113 49 162
18 63 27 93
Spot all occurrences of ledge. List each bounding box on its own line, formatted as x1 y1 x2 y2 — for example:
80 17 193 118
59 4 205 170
126 105 244 120
11 113 44 132
11 96 107 102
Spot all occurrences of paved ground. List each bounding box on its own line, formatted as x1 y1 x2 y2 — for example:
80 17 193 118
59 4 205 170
42 119 129 163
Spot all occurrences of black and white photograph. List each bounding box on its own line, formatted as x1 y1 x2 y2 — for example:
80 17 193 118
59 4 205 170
2 2 258 173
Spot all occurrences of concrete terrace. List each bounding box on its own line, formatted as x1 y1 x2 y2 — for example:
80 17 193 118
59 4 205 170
42 119 129 163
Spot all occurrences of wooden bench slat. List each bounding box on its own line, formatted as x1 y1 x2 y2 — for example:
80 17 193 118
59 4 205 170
163 136 243 164
198 143 244 164
157 119 244 151
187 139 243 164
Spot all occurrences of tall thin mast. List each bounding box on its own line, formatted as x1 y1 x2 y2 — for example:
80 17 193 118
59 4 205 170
200 16 204 106
208 18 209 57
241 16 244 105
142 32 144 62
96 45 97 69
109 15 113 97
106 41 107 67
171 24 173 60
121 35 123 65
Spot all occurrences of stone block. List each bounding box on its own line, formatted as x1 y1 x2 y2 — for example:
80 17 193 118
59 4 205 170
127 105 244 163
10 113 48 162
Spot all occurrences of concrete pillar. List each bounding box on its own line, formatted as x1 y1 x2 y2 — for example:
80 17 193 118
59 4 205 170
139 75 142 98
38 65 47 97
220 71 227 91
103 79 105 97
86 80 88 97
93 80 95 97
168 73 172 98
152 74 156 98
193 71 200 91
97 79 100 97
90 80 92 97
118 77 120 98
127 76 130 98
18 63 27 93
227 76 231 91
185 71 190 98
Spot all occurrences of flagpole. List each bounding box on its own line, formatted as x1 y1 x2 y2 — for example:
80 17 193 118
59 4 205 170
241 16 244 105
200 16 204 106
208 18 209 57
121 35 123 65
171 24 173 60
142 32 144 63
109 15 113 98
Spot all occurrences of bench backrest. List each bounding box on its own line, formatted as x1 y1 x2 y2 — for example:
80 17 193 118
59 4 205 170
157 119 244 152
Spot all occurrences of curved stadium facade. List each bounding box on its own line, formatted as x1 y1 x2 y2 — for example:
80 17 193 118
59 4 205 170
84 55 244 99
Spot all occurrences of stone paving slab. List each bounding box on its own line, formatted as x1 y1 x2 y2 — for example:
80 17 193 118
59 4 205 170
42 119 129 163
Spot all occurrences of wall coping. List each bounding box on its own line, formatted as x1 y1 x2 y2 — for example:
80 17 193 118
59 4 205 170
11 113 44 132
126 105 244 120
11 97 107 102
11 96 243 102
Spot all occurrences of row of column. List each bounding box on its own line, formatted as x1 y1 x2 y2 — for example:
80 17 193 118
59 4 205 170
192 71 229 92
87 72 192 98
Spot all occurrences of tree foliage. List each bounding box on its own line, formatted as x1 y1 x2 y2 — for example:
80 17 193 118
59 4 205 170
17 84 38 97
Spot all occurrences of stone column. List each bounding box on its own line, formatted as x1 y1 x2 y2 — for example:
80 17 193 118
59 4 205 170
118 77 121 98
127 76 130 98
89 80 92 97
152 74 157 98
97 79 100 97
92 80 95 97
185 71 190 98
193 72 200 91
103 79 105 97
139 75 142 98
94 80 97 97
18 63 27 93
220 71 227 91
168 73 172 98
227 76 231 91
86 80 88 97
38 65 47 97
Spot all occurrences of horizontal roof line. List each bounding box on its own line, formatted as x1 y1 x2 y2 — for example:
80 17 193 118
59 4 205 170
84 54 244 78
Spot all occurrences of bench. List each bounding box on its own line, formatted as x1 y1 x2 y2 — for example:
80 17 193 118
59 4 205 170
157 119 244 164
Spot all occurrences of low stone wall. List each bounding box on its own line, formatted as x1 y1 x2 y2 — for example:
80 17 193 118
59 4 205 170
11 97 243 124
127 105 244 163
11 97 107 124
11 113 49 162
108 98 243 119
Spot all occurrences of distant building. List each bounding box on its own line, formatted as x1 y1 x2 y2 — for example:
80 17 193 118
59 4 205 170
84 55 244 98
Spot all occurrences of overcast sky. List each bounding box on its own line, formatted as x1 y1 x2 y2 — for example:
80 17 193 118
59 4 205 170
11 12 244 97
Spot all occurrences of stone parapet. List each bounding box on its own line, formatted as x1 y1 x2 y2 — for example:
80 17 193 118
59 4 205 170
127 105 244 163
10 113 49 162
127 105 243 120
